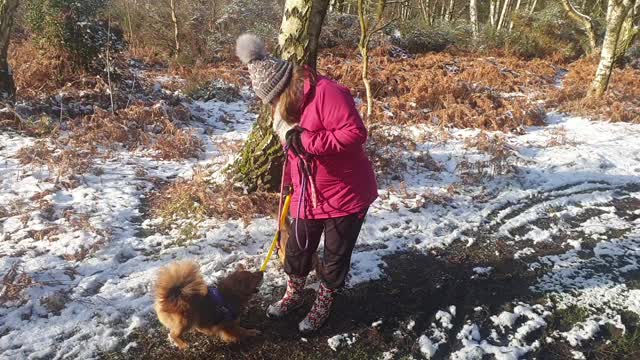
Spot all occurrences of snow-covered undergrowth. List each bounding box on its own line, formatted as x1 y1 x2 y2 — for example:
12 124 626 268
1 72 639 359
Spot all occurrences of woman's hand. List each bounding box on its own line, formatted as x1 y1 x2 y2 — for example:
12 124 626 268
286 127 305 156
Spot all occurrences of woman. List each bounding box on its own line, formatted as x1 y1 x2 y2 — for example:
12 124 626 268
236 34 378 333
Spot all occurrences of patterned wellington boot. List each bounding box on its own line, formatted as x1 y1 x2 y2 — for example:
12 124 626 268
298 283 336 333
267 274 306 319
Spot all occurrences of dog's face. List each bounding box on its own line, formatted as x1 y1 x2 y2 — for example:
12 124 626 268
220 265 264 300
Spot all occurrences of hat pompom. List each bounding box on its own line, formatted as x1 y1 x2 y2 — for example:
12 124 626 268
236 33 267 64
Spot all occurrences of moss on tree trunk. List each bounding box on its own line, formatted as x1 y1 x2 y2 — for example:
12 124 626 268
231 106 284 192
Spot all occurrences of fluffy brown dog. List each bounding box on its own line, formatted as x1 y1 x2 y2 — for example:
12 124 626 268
278 216 320 270
154 261 263 349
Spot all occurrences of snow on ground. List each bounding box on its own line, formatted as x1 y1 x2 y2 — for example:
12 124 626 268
1 78 640 360
327 333 359 352
418 306 456 358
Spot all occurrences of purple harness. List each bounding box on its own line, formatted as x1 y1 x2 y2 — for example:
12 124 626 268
207 287 237 321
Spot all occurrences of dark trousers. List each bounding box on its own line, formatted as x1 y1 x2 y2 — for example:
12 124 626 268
284 209 368 289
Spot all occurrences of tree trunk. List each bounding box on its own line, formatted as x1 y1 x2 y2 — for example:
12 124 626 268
124 0 135 52
0 0 18 100
497 0 512 30
358 0 371 120
420 0 432 25
560 0 598 54
330 0 346 12
509 0 523 31
588 0 635 98
403 1 412 20
607 0 614 19
529 0 539 14
305 0 331 69
361 45 372 120
613 0 640 63
231 0 330 192
170 0 180 57
278 0 330 68
357 0 386 121
490 0 499 27
470 0 479 37
446 0 455 21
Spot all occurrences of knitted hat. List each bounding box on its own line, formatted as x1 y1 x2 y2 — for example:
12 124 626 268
236 34 294 104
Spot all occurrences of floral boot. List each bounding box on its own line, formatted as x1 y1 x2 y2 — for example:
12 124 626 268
267 274 306 319
298 283 336 333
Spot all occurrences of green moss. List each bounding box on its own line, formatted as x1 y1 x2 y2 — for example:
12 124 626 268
595 327 640 359
548 305 591 332
228 108 283 192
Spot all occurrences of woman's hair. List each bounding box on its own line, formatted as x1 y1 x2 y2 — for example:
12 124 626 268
278 65 317 124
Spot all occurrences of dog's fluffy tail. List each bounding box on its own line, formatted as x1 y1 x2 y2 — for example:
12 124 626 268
155 261 207 314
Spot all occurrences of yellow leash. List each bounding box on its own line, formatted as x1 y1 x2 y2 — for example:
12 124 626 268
260 194 292 272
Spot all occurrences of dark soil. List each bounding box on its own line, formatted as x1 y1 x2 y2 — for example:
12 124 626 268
100 248 538 360
100 181 640 360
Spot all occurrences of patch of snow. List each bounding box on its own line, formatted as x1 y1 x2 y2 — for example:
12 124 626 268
557 316 625 348
453 304 549 360
472 266 494 275
380 348 397 360
514 247 536 259
523 227 552 243
436 310 454 329
417 306 457 358
418 335 440 359
571 350 586 360
327 333 358 352
491 304 550 331
452 321 541 360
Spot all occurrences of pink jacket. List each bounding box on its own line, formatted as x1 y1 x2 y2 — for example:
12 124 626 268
284 75 378 219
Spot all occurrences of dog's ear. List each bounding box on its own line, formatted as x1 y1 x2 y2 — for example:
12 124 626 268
236 263 246 271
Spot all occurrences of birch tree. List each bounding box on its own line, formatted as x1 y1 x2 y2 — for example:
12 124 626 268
358 0 391 120
445 0 455 21
231 0 330 191
470 0 479 37
588 0 636 98
0 0 18 100
490 0 499 27
497 0 512 30
560 0 598 54
330 0 347 12
170 0 181 57
420 0 432 25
